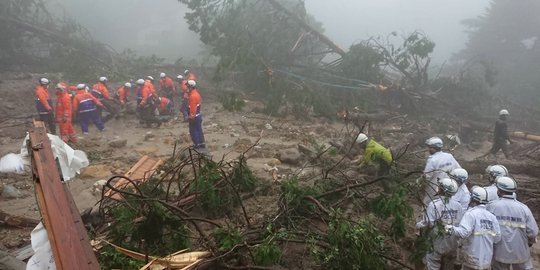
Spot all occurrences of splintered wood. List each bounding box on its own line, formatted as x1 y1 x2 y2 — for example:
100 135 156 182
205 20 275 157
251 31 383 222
28 122 99 270
105 155 163 200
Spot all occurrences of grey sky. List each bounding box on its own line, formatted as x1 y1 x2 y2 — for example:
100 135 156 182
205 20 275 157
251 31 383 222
305 0 491 64
52 0 491 64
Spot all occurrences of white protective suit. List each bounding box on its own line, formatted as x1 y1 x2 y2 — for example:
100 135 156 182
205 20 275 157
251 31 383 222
416 196 464 270
485 184 499 202
487 195 539 268
452 204 501 269
423 151 461 205
452 184 471 211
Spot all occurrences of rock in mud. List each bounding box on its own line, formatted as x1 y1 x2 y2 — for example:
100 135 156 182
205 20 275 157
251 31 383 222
1 184 22 198
108 139 127 148
278 148 302 165
144 132 155 141
266 158 281 167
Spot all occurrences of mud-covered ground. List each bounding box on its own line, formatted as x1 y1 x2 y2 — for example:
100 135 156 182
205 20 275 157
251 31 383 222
1 72 540 267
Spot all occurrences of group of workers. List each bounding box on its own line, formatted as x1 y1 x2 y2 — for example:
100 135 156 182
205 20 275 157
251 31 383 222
352 109 537 269
34 69 206 150
419 135 537 270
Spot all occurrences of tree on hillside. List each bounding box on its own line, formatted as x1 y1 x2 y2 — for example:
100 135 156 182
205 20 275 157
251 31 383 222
457 0 540 105
178 0 327 77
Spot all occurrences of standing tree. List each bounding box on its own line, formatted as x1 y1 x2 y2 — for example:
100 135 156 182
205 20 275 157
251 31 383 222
457 0 540 106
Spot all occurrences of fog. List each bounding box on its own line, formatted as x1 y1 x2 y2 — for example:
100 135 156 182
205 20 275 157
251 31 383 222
305 0 491 64
52 0 490 64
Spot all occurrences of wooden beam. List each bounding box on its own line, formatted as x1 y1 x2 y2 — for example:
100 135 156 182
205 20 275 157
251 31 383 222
104 155 163 200
28 124 99 270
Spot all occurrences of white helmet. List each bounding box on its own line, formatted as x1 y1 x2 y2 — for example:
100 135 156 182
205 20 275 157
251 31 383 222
438 178 459 196
147 76 154 81
99 76 108 82
184 69 190 75
449 168 468 183
486 164 508 179
187 80 196 88
176 75 184 81
124 82 132 88
160 72 166 78
356 133 368 144
76 83 86 90
499 109 509 116
470 186 489 204
495 176 517 192
39 78 50 85
136 79 145 85
425 137 443 148
55 82 67 91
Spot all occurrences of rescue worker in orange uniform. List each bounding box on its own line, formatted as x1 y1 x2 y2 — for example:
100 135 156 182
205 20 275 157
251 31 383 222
54 82 76 143
187 80 205 150
35 77 56 134
146 76 157 94
176 75 189 121
184 69 196 81
136 78 160 127
157 96 173 116
115 82 132 110
91 76 117 122
159 72 176 108
73 84 105 134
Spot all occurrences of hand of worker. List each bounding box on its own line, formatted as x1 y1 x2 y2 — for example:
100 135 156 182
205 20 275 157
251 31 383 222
444 225 454 235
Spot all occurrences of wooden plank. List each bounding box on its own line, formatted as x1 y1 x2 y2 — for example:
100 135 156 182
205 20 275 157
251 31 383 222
28 126 99 270
104 155 163 200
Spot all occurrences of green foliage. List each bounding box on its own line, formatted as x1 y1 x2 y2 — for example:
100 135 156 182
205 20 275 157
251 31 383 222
230 157 258 192
106 198 191 256
97 245 145 270
179 0 325 79
191 160 238 217
86 150 104 161
316 210 386 270
253 242 282 266
341 43 384 82
220 91 246 112
280 177 320 216
101 181 190 266
373 31 435 90
370 186 413 238
409 226 436 265
213 226 243 251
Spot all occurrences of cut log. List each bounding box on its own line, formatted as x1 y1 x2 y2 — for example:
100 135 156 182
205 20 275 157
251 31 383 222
511 132 540 142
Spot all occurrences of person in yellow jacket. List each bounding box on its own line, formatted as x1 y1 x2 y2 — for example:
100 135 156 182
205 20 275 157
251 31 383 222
354 133 393 176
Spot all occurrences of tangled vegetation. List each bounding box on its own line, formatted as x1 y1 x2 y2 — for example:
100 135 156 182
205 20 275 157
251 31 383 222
92 135 425 270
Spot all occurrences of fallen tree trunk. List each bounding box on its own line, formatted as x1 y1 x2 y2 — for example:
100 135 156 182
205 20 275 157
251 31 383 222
266 0 346 57
459 159 540 178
